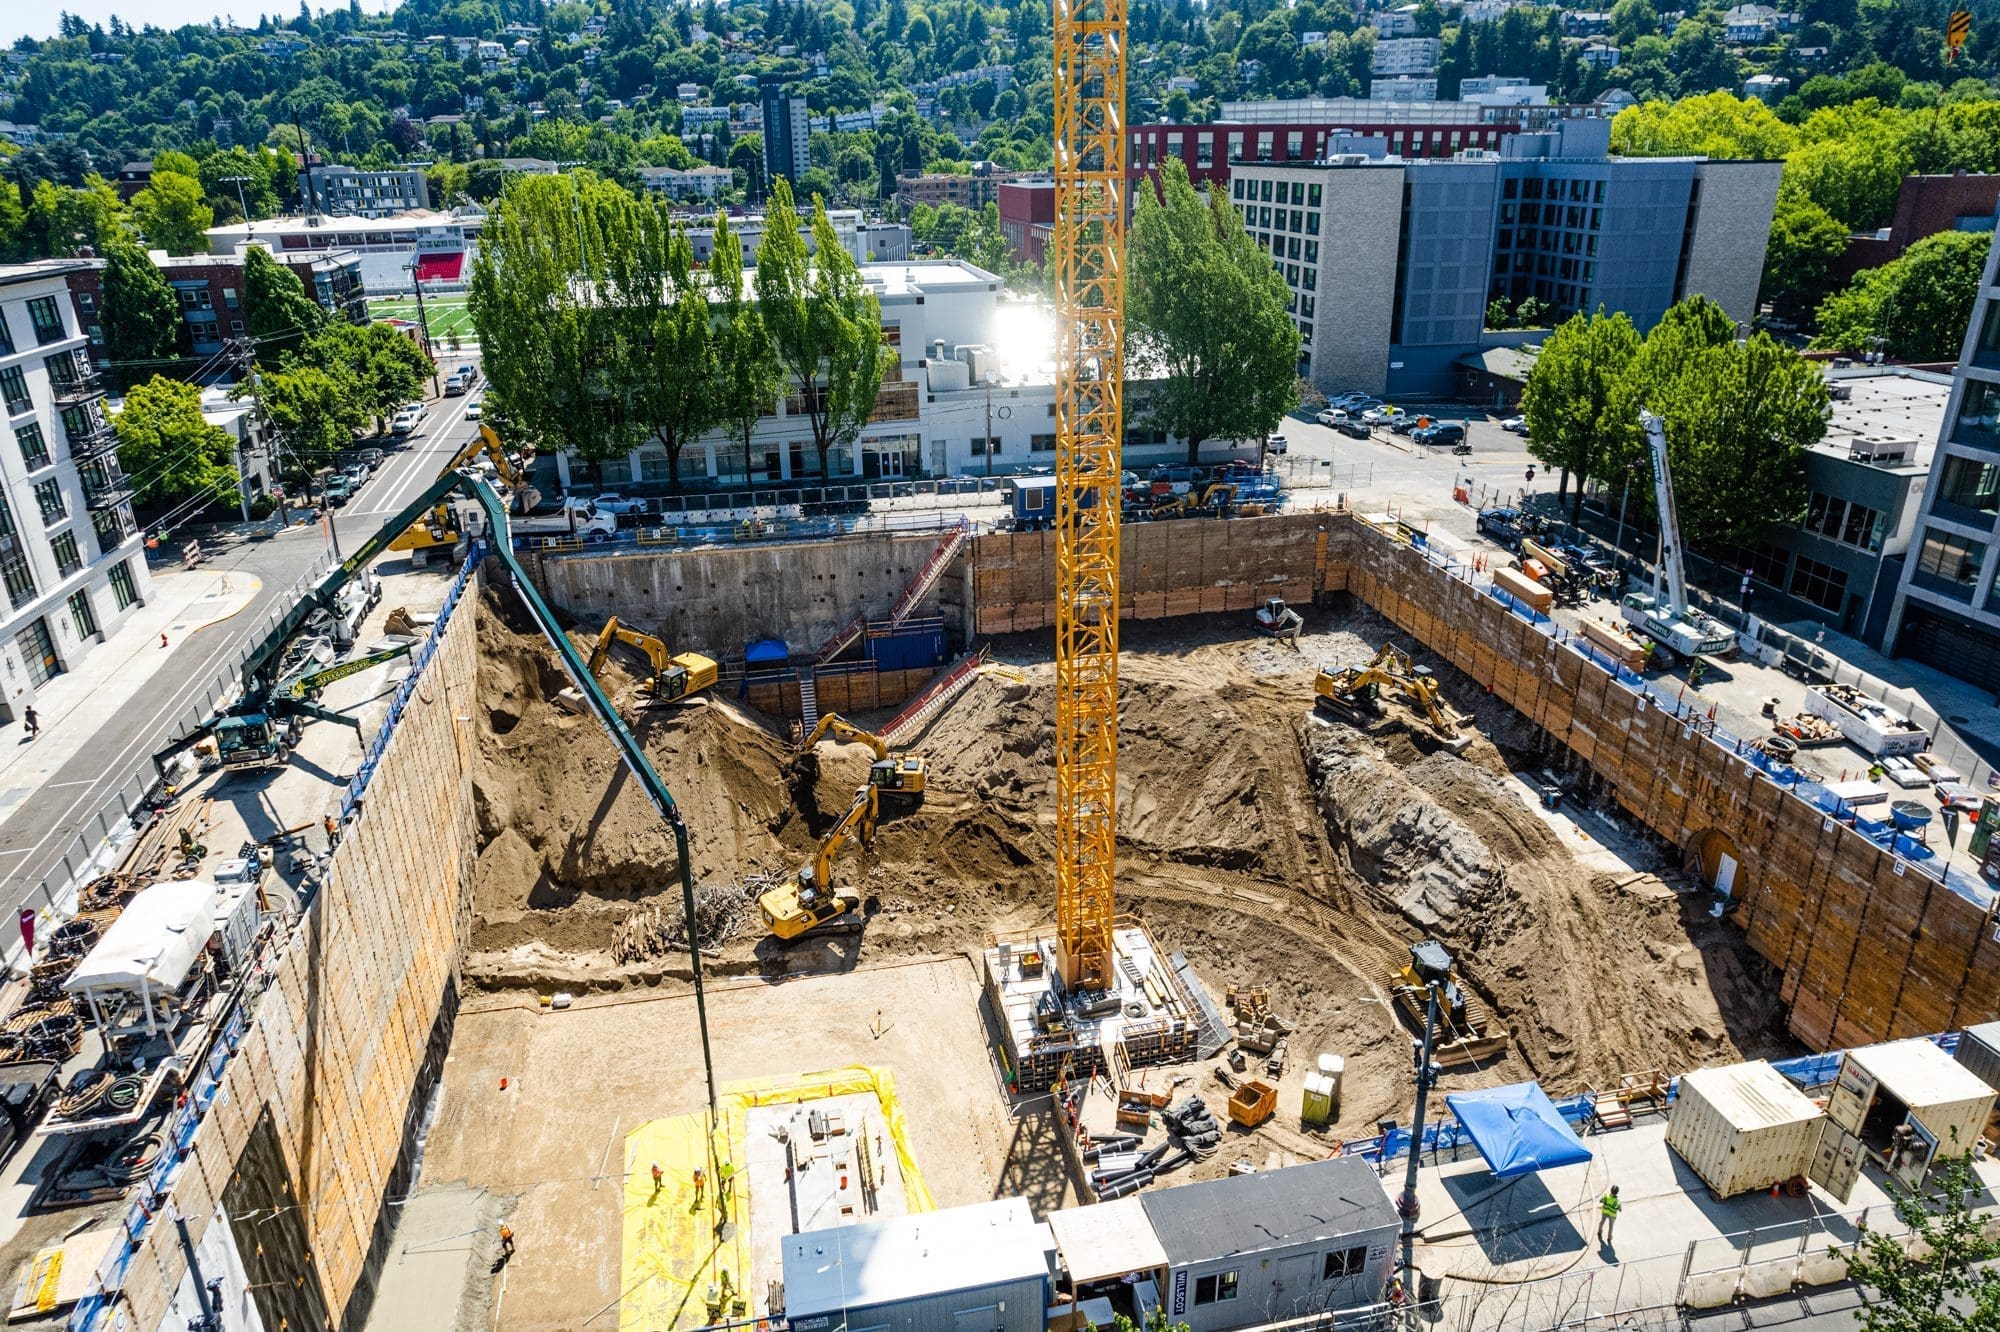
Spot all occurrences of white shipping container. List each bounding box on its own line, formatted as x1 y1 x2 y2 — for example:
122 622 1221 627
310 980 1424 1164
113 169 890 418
1827 1040 1997 1186
1667 1061 1823 1199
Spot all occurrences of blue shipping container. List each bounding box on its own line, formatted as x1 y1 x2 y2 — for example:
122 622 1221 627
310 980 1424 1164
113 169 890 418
868 623 947 672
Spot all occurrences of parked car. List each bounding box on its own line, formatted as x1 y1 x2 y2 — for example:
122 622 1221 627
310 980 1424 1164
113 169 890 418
357 447 383 470
342 465 368 490
1499 415 1528 434
1389 415 1424 436
390 403 426 435
323 473 355 504
1362 406 1402 427
465 398 483 421
1413 422 1467 448
591 493 648 514
1316 408 1349 426
1332 417 1370 440
1265 434 1288 455
1477 506 1525 547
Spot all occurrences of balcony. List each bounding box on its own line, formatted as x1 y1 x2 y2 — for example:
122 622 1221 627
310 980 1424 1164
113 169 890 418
80 465 134 511
64 416 119 463
49 361 103 406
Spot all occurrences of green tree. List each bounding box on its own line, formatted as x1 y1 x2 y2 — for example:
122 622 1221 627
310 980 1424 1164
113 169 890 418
253 363 367 481
1616 297 1824 551
470 172 648 465
711 213 782 486
28 177 125 257
1129 158 1300 463
99 238 180 392
631 202 722 492
754 178 893 479
242 245 328 365
130 169 213 256
300 321 434 432
112 376 239 507
1520 308 1641 520
1813 230 1989 360
1761 190 1851 323
1844 1155 2000 1332
1610 91 1796 159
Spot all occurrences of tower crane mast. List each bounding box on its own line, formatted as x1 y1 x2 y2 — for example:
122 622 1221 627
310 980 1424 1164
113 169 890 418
1051 0 1126 989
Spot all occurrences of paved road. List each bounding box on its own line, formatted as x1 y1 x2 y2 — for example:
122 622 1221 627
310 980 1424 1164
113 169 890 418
0 368 488 912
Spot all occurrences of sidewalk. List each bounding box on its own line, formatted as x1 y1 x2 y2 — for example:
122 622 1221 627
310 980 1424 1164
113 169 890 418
0 565 259 820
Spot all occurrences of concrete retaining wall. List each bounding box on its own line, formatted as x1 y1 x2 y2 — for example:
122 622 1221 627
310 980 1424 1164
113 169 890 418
93 571 484 1332
530 531 969 656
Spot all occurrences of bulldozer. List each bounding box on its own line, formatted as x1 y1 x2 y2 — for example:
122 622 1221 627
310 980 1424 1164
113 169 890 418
1390 941 1510 1065
584 616 717 702
797 712 926 809
1255 595 1304 645
1314 643 1471 753
758 783 879 941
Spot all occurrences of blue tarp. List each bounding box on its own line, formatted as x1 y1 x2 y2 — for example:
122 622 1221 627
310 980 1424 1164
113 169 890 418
1446 1081 1594 1179
745 638 789 666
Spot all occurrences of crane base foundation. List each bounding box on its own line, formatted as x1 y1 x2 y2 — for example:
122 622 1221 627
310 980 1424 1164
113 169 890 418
984 925 1202 1094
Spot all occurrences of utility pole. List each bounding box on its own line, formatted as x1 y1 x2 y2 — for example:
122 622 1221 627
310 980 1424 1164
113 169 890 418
233 338 272 525
218 174 253 221
404 262 442 396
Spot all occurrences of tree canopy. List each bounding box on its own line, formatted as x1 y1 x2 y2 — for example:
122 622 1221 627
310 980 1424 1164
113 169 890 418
1813 230 1990 360
1520 308 1641 520
242 245 328 365
99 237 180 392
112 376 239 509
1128 158 1299 463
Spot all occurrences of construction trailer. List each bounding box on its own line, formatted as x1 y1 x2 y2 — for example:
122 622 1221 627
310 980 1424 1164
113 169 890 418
1666 1060 1824 1199
1825 1039 1997 1190
781 1198 1052 1332
1140 1157 1399 1332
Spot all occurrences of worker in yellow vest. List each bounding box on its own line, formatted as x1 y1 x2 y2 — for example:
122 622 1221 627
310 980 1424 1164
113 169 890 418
1597 1185 1621 1243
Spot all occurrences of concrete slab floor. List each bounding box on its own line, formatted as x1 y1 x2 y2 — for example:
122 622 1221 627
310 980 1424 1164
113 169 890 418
359 1181 511 1332
408 954 1014 1332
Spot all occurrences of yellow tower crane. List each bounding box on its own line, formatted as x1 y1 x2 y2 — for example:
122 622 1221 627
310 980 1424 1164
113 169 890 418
1051 0 1126 990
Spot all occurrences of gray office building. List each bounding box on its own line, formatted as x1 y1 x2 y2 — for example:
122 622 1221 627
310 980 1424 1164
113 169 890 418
1228 119 1782 398
297 162 430 218
761 83 811 187
1883 213 2000 687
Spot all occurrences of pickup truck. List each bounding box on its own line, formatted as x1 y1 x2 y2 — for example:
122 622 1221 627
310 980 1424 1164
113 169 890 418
514 500 619 540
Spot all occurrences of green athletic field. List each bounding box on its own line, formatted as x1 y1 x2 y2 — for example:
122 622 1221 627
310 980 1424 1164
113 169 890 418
369 294 478 341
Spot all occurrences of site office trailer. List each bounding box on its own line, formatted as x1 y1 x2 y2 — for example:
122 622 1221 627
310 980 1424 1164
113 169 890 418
1825 1040 1997 1192
781 1198 1053 1332
1666 1061 1825 1199
1140 1157 1401 1332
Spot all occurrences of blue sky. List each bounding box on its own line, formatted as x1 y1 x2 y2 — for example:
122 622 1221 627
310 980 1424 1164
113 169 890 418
2 0 395 45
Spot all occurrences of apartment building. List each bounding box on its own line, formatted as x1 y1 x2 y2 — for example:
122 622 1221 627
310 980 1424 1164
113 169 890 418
0 262 151 722
635 165 734 200
298 162 431 219
1227 119 1781 397
896 166 1036 209
1883 216 2000 687
760 84 811 185
1372 37 1442 74
66 247 367 362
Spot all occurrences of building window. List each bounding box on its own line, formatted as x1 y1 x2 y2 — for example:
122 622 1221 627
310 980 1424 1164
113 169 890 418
15 423 48 470
1913 526 1987 599
969 436 1002 457
49 530 79 576
223 287 239 308
1324 1247 1367 1279
1031 434 1056 452
1194 1272 1240 1305
1789 556 1848 612
1957 379 2000 442
0 527 35 609
18 617 59 685
67 588 97 640
1935 454 2000 522
0 367 27 415
1197 135 1213 167
33 479 64 525
26 296 64 345
0 311 12 356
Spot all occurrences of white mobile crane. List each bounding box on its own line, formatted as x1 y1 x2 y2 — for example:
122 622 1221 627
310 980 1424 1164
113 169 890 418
1619 411 1737 661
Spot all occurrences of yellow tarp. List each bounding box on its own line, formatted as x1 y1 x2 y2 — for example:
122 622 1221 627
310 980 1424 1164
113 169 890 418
617 1065 932 1332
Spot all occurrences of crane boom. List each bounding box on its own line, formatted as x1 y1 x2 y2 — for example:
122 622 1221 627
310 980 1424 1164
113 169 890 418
1051 0 1127 990
1639 411 1689 615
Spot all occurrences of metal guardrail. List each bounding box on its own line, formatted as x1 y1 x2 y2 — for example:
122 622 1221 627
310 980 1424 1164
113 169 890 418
518 509 976 555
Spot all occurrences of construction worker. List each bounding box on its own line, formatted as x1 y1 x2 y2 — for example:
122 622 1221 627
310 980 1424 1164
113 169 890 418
717 1159 736 1193
22 705 38 739
324 813 341 850
1597 1185 1621 1243
498 1224 515 1261
692 1166 705 1203
650 1162 663 1191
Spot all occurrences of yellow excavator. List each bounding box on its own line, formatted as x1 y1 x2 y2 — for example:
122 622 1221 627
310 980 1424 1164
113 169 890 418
759 783 879 941
586 616 718 702
1314 643 1471 753
796 712 927 808
388 425 540 553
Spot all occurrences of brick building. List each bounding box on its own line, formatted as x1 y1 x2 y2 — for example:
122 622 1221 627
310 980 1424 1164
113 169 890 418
1833 172 2000 287
997 181 1056 265
897 166 1037 209
66 247 367 364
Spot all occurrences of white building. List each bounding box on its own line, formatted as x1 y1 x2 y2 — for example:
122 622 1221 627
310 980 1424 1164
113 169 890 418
0 263 152 719
1372 37 1442 75
563 260 1234 490
681 208 894 267
1370 76 1440 101
204 209 481 295
1743 73 1791 102
297 163 430 218
1373 5 1420 35
636 165 734 199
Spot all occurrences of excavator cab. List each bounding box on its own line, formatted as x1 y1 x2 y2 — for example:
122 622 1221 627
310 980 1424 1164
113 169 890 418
870 755 928 800
759 873 862 942
1256 596 1304 644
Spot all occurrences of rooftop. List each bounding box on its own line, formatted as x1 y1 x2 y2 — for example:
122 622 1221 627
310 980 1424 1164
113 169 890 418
205 209 475 242
1815 368 1952 471
1138 1155 1399 1262
0 259 95 288
780 1198 1050 1315
1848 1038 1998 1105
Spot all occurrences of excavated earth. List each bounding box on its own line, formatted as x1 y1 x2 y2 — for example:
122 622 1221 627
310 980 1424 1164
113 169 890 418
466 589 1794 1134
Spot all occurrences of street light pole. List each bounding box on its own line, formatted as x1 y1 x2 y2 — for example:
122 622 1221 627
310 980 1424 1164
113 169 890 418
1398 942 1452 1328
219 174 252 221
405 262 443 398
